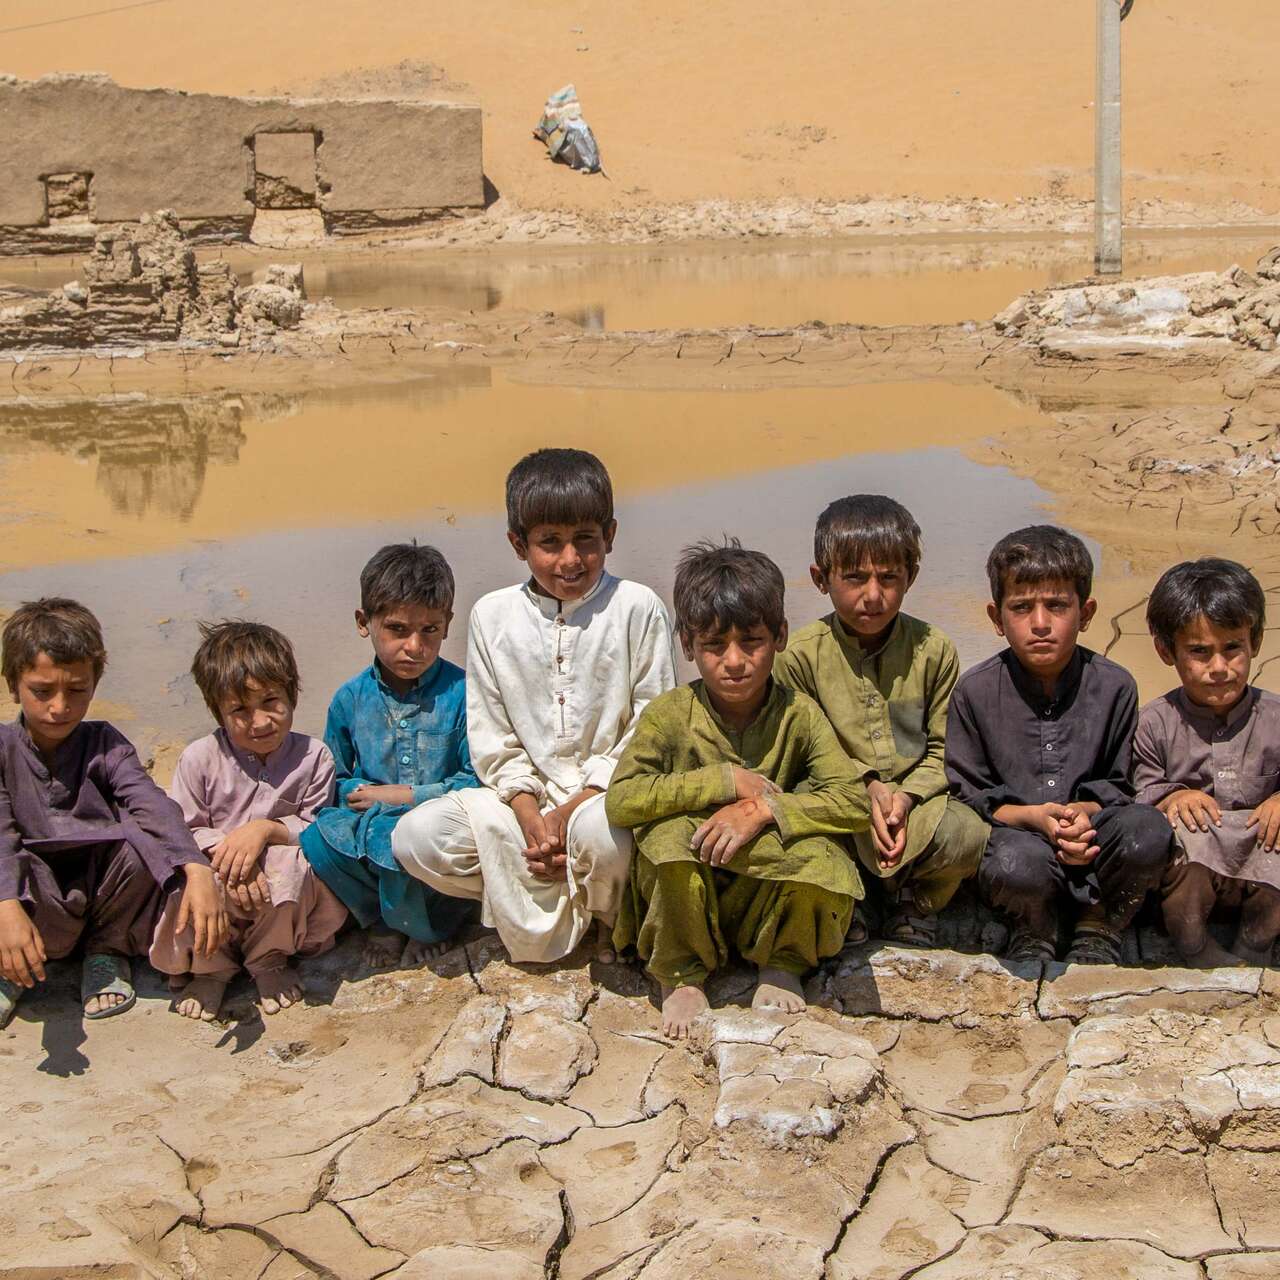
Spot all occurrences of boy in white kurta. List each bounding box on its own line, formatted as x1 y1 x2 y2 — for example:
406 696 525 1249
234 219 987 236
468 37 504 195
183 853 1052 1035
393 449 676 962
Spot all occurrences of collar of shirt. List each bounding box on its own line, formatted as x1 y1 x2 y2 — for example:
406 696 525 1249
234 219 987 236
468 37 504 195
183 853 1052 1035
694 676 785 738
1004 645 1085 716
1175 684 1258 734
521 571 613 621
370 659 440 703
217 726 292 777
829 612 902 668
15 713 82 773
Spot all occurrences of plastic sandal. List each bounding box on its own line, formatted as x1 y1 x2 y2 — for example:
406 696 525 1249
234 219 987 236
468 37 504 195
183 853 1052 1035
81 953 137 1020
885 911 938 949
1065 923 1123 966
1006 929 1057 964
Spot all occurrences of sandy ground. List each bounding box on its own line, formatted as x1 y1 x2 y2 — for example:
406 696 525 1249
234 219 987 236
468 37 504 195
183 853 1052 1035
4 1 1280 236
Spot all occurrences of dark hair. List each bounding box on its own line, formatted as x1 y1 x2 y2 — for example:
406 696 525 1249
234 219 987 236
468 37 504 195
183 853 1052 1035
191 620 301 721
506 448 614 540
359 543 455 618
986 525 1093 607
1146 558 1266 652
814 494 922 578
2 597 106 690
673 537 787 643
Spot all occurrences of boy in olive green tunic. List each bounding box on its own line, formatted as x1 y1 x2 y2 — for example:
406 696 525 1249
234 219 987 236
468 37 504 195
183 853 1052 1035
608 539 869 1038
775 496 987 947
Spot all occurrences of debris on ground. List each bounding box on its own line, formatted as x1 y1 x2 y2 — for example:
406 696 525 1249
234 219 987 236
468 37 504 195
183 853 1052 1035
533 82 603 174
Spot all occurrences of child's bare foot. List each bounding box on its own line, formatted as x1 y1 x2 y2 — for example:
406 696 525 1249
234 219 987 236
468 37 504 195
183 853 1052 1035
174 976 228 1021
1179 936 1248 969
362 927 407 968
255 966 304 1014
401 937 451 966
660 984 708 1039
752 967 806 1014
593 918 616 965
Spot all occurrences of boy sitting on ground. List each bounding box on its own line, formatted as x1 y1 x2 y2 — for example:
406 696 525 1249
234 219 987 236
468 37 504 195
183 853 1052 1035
775 495 988 946
301 544 479 969
1134 558 1280 967
945 527 1172 964
150 621 348 1020
393 448 676 963
607 539 868 1038
0 598 224 1027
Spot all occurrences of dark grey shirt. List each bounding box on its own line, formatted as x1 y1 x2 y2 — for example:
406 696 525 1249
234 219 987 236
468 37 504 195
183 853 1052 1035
945 646 1137 824
0 718 204 905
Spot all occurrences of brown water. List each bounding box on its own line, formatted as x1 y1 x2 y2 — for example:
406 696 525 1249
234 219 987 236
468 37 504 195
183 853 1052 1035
3 231 1277 331
1 233 1275 761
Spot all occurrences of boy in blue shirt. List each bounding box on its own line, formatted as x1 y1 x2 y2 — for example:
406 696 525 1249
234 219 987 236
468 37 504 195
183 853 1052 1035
301 544 478 968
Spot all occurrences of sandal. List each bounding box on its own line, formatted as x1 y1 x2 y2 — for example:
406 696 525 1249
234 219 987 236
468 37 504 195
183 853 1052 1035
845 905 871 947
1006 929 1057 964
1066 922 1123 966
884 909 938 949
81 954 136 1020
0 976 23 1030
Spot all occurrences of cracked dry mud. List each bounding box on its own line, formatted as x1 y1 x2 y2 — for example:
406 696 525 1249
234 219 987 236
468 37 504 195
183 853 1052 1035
6 928 1280 1279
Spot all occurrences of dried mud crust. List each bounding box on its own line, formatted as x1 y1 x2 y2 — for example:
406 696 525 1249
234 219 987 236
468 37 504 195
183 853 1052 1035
4 930 1280 1279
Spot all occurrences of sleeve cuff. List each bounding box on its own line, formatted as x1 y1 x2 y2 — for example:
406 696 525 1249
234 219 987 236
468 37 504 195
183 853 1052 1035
411 783 444 806
581 756 617 792
279 815 307 841
497 777 547 806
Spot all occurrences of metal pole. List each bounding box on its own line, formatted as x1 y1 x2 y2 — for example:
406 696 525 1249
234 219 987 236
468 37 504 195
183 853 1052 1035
1095 0 1123 273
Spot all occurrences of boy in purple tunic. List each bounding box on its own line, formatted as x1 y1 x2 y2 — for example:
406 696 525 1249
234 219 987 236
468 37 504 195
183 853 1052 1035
150 621 348 1020
1135 559 1280 967
0 598 225 1028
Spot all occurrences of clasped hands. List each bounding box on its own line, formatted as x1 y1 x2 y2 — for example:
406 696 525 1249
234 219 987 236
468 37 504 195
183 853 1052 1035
208 818 282 912
512 789 601 881
687 766 781 868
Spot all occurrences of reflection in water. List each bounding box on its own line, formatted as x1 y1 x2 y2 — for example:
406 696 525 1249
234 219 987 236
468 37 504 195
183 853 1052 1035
0 396 246 521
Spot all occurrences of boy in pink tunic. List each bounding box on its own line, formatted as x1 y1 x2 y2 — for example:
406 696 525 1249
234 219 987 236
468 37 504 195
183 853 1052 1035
151 622 347 1019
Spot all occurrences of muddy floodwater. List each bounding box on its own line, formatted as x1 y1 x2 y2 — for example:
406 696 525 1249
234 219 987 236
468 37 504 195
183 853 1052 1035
1 233 1277 763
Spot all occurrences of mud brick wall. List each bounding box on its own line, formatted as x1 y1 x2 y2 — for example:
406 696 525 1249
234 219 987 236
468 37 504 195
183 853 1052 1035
0 74 483 243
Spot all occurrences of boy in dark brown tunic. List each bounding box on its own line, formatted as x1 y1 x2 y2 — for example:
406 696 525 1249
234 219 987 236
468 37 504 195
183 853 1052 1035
946 527 1172 964
0 598 225 1027
1134 559 1280 967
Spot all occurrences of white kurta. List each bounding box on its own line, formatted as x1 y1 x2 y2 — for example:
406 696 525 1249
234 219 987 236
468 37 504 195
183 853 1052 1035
393 572 677 961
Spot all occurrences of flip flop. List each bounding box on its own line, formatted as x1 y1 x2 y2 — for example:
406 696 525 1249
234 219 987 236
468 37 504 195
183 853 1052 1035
0 977 23 1029
81 953 137 1020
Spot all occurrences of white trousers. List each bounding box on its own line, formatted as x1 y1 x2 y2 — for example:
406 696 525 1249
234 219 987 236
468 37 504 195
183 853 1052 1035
391 788 632 963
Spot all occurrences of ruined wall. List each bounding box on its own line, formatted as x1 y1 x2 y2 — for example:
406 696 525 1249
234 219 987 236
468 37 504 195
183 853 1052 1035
0 74 484 252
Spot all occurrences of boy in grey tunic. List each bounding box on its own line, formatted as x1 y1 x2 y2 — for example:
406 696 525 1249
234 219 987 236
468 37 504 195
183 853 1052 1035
1134 558 1280 967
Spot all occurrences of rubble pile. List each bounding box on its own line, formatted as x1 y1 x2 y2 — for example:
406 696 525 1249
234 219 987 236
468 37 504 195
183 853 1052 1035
0 210 305 351
995 245 1280 351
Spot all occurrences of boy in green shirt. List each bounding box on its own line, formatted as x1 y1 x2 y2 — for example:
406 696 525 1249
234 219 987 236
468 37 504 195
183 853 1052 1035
607 539 868 1038
774 496 987 946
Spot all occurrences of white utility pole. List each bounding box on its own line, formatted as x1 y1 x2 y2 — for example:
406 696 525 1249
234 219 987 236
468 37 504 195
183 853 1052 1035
1095 0 1123 273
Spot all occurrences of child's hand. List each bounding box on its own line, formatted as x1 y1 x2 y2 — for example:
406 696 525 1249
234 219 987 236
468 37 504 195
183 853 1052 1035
511 793 565 881
0 897 46 988
225 870 273 913
1247 794 1280 852
868 782 912 869
732 766 781 802
690 799 774 868
176 864 230 957
347 784 415 812
1053 806 1100 866
1161 790 1222 834
209 819 273 885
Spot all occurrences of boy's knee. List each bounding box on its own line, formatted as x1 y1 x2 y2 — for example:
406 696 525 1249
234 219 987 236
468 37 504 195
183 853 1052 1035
932 802 989 870
391 796 463 869
567 794 631 867
1101 804 1174 874
979 829 1055 902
